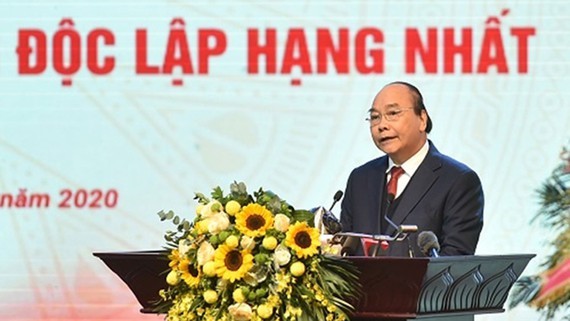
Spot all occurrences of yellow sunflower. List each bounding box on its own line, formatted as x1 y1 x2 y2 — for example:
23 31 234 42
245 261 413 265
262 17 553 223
285 221 320 258
214 244 254 283
235 203 274 237
168 249 181 270
178 259 200 286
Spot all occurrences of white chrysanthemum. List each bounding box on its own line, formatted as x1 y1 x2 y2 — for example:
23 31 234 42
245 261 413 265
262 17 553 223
178 239 191 256
200 200 223 219
208 212 230 234
228 303 253 321
240 235 256 251
274 244 291 266
274 214 290 232
197 241 215 266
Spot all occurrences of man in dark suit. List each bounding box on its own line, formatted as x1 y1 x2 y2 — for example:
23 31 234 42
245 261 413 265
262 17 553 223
340 81 484 257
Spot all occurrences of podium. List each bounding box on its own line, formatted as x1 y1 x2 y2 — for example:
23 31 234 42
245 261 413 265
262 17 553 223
93 251 533 321
347 255 533 320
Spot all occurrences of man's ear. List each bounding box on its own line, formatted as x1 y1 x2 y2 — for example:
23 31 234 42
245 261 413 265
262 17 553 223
420 110 428 132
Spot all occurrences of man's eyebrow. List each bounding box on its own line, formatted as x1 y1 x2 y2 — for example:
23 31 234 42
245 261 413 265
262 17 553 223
368 103 400 112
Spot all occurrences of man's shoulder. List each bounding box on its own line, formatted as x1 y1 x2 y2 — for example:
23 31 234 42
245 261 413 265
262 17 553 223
429 148 477 175
350 155 387 175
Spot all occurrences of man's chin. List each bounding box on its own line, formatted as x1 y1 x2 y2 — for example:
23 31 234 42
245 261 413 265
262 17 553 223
377 138 398 151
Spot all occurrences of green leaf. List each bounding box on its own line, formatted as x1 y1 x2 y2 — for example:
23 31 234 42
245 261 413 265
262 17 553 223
267 197 283 213
292 209 315 225
509 276 541 309
230 181 248 196
194 192 209 204
211 186 224 201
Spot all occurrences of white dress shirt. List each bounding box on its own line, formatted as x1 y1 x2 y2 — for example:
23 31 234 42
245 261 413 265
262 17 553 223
386 140 429 199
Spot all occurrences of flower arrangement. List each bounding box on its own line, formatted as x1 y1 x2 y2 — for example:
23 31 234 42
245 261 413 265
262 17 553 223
154 182 360 321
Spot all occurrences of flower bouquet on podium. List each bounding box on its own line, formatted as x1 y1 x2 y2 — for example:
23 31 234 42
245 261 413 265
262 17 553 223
154 182 360 321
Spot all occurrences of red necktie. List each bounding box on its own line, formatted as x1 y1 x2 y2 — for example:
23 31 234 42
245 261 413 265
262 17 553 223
386 166 405 199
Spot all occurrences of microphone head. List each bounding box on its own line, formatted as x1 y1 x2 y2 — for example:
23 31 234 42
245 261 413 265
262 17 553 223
417 231 440 256
333 190 343 202
322 211 342 234
386 193 395 203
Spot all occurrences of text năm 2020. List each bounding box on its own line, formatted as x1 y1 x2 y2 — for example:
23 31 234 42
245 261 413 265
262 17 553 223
0 188 118 209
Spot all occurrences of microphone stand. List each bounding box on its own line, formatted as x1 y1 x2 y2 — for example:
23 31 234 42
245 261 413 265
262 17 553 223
373 194 418 257
329 193 418 256
373 196 396 257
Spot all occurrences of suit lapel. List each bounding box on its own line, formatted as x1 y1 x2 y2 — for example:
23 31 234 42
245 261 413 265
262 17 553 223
386 144 442 235
367 157 388 234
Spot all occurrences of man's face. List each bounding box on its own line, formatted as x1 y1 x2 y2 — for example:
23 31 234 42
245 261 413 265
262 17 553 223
369 84 428 164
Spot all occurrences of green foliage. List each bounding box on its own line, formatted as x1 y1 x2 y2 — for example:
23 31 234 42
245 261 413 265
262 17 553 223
510 144 570 320
534 166 570 269
292 209 315 226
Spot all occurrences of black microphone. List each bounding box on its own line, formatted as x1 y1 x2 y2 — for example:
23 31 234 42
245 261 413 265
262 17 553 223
373 192 397 257
386 193 395 204
322 190 343 234
383 193 399 232
329 190 343 211
417 231 440 257
389 193 414 258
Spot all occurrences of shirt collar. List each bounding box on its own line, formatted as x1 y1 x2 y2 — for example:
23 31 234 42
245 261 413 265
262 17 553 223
387 140 429 176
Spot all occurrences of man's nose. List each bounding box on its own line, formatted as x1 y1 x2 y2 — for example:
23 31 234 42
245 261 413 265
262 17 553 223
376 116 389 130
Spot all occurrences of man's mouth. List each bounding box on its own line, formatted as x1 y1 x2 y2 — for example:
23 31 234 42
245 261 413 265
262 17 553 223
380 136 396 143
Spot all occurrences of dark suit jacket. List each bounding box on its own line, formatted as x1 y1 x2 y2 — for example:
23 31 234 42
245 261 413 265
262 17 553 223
340 141 484 257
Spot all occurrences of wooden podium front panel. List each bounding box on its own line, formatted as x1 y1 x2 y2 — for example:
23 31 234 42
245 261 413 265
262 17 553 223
418 254 534 314
348 257 430 319
94 250 168 312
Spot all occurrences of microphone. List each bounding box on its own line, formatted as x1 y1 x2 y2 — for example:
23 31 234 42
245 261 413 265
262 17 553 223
313 190 343 234
329 190 343 211
383 193 400 233
373 192 397 256
417 231 440 257
322 190 343 234
383 194 417 236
